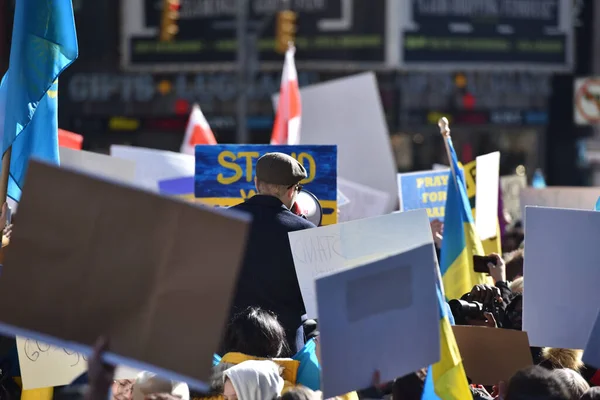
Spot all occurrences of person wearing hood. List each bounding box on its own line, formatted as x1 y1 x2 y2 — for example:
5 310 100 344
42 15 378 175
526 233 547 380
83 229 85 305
223 360 284 400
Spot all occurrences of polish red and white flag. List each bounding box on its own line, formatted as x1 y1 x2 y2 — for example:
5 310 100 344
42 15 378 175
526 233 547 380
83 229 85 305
181 103 217 155
271 45 301 145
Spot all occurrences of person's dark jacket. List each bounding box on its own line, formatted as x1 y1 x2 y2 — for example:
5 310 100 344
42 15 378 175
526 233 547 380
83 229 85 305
229 195 315 352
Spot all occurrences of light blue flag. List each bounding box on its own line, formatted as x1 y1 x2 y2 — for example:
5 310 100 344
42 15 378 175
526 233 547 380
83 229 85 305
532 169 546 189
1 0 78 201
421 365 438 400
595 197 600 211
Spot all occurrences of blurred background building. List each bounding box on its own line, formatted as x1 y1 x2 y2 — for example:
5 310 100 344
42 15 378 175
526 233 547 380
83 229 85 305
1 0 597 185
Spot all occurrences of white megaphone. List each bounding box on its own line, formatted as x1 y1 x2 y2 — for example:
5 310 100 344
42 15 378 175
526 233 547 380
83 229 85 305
292 189 323 226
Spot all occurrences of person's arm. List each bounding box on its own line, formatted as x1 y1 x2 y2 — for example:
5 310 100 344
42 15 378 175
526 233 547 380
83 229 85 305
487 253 512 305
84 337 115 400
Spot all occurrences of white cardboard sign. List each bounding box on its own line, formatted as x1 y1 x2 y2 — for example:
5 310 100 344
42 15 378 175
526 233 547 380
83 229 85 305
523 206 600 348
475 152 500 240
288 209 433 319
59 148 136 184
110 145 195 192
337 178 390 223
316 247 439 398
17 337 140 390
520 187 600 220
275 72 398 213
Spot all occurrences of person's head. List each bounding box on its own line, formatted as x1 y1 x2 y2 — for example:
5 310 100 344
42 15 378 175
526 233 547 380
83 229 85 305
279 386 322 400
255 153 307 209
505 366 570 400
540 348 584 372
510 276 524 294
392 369 427 400
580 387 600 400
223 360 284 400
551 369 589 400
223 307 291 358
506 249 524 282
132 371 189 400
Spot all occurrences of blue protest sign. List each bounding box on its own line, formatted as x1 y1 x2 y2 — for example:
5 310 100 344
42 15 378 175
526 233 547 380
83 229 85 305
195 145 338 225
158 176 195 202
397 170 449 221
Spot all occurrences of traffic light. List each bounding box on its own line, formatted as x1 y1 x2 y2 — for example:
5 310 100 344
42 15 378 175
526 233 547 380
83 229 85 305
160 0 180 42
276 10 296 54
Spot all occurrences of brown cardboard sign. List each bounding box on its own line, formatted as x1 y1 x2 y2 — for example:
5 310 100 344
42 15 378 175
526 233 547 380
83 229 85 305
453 326 533 386
0 161 251 390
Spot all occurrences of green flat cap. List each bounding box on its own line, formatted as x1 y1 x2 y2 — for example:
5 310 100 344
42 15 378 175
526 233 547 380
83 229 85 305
256 152 307 186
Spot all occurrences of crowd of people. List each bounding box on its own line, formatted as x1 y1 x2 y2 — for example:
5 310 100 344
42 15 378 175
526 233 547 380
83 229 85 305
0 152 598 400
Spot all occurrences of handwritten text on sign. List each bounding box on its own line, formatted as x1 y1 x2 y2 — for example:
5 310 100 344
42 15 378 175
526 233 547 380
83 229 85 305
17 337 87 390
195 145 338 225
398 170 449 220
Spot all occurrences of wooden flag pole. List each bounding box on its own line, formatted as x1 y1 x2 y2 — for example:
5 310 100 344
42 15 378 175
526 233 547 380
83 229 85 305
0 147 12 205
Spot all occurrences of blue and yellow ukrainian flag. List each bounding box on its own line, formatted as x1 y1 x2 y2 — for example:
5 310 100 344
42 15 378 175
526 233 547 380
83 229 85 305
0 0 79 201
421 285 471 400
439 137 488 301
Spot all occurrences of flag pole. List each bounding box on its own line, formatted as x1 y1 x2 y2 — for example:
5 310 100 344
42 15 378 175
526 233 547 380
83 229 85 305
0 147 12 204
438 117 458 179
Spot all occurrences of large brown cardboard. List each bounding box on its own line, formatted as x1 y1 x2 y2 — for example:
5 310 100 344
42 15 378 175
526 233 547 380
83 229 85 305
0 161 250 388
453 326 533 385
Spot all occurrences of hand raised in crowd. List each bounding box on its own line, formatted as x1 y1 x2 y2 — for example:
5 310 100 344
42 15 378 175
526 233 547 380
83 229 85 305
468 311 497 328
85 336 115 400
0 202 8 233
464 284 502 328
430 219 443 248
3 224 12 241
492 381 507 399
487 253 507 283
466 284 503 306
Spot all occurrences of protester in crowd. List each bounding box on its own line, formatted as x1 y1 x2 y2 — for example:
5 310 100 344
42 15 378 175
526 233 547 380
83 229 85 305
502 223 524 253
504 292 523 330
203 307 357 400
509 277 523 294
505 249 524 282
581 387 600 400
391 369 426 400
552 369 590 400
223 307 292 359
222 360 284 400
504 366 570 400
228 152 315 353
85 337 115 400
540 349 584 372
278 386 321 400
133 371 189 400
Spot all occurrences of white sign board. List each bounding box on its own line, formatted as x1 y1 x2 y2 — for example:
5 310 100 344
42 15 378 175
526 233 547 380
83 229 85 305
275 72 398 213
289 209 433 318
523 207 600 348
475 152 500 240
110 145 195 192
17 337 140 390
574 77 600 125
59 148 136 184
520 187 600 220
317 247 439 398
337 178 390 223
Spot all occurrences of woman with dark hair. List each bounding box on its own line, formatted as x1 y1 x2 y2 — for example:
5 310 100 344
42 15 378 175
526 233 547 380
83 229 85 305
197 307 357 400
223 306 291 359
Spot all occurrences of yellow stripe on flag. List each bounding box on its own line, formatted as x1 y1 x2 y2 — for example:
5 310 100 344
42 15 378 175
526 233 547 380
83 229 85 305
432 317 471 400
